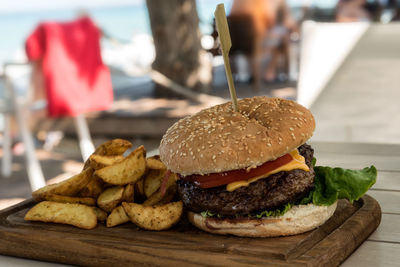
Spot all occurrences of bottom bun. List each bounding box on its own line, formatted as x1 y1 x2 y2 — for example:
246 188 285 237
188 202 337 237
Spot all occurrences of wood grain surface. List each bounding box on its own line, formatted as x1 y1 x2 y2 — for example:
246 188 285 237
0 195 381 267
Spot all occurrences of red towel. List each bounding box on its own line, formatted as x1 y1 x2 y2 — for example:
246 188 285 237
25 16 113 117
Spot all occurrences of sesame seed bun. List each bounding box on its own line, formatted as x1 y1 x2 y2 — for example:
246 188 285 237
159 97 315 176
187 201 337 237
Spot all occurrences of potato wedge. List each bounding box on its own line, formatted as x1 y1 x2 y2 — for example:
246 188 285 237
143 172 177 206
122 184 135 202
93 139 132 156
32 167 93 201
97 186 124 212
89 155 125 170
83 139 132 170
77 176 104 198
144 169 166 198
95 146 146 185
92 207 108 221
143 188 175 206
146 155 166 170
106 206 130 227
24 201 97 229
122 201 183 230
43 194 96 206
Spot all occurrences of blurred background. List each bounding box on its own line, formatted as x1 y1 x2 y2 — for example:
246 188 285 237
0 0 399 208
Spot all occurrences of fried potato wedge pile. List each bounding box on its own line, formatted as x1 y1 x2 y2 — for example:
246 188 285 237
25 139 181 230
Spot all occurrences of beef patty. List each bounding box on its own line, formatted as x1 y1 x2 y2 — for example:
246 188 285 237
177 144 315 216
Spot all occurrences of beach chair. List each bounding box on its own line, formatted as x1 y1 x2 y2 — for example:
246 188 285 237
0 62 97 191
0 17 114 192
0 63 46 191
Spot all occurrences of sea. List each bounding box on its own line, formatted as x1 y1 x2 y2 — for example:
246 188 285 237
0 0 338 68
0 0 233 67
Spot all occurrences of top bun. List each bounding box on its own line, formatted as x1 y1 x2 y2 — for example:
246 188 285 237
159 97 315 176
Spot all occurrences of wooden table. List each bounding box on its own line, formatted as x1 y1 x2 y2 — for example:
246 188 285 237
311 142 400 267
0 142 398 266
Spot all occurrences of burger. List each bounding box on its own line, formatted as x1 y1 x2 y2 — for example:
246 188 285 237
159 96 376 237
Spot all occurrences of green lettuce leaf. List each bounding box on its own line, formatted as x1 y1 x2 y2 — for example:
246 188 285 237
201 202 293 219
254 202 292 218
312 166 377 205
311 157 317 167
201 210 216 218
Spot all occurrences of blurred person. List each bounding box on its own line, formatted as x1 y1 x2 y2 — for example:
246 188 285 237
364 0 385 21
336 0 371 22
263 0 298 82
228 0 298 87
229 0 274 89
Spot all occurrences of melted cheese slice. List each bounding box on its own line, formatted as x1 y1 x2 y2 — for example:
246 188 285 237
226 149 310 192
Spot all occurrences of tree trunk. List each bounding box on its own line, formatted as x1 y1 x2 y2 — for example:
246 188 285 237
146 0 212 98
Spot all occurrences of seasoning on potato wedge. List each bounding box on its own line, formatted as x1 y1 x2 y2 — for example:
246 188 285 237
146 155 167 170
144 169 166 198
24 201 97 230
122 184 135 203
77 176 105 199
93 139 132 157
32 167 93 201
97 186 125 212
107 205 130 227
95 146 146 185
42 194 96 206
122 201 183 231
89 155 125 170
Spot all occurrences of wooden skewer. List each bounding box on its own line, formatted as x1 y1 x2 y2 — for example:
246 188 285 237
214 3 238 112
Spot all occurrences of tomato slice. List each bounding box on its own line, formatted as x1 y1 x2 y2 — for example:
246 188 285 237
181 153 293 189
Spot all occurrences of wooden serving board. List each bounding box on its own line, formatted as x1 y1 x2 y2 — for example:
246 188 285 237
0 195 381 267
